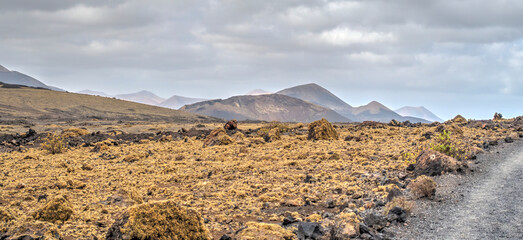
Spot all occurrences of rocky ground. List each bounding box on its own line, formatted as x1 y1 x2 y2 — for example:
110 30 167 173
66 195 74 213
0 117 521 239
392 139 522 240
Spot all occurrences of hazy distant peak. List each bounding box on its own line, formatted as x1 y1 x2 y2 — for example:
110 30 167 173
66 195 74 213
395 106 443 122
0 65 9 72
246 89 271 95
116 90 165 106
366 101 390 110
77 90 113 98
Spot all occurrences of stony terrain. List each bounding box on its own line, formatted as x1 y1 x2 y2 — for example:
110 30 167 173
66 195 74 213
0 117 521 239
392 136 522 240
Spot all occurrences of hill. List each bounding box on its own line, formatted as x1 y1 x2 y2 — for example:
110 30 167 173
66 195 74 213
0 83 216 122
159 95 207 109
180 94 349 122
0 64 63 91
395 106 443 122
115 90 165 106
352 101 429 123
276 83 354 118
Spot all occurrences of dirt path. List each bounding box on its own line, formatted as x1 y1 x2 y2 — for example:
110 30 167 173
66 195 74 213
395 141 523 240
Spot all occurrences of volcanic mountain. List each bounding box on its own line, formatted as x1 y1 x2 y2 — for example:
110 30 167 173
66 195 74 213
277 83 354 118
180 94 349 122
395 106 444 122
0 64 63 91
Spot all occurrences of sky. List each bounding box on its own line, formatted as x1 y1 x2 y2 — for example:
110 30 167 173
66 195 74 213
0 0 522 120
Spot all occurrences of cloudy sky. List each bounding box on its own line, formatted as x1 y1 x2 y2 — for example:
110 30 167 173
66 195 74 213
1 0 522 120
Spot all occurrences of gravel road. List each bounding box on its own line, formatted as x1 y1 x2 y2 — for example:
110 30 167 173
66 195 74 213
393 140 523 240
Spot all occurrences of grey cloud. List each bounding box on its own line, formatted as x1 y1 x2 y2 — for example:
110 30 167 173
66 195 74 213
0 0 522 119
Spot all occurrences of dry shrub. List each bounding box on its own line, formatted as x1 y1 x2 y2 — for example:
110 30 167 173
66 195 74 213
34 195 74 223
408 175 437 199
41 133 67 154
383 196 414 215
308 118 338 140
61 128 89 138
115 200 210 240
236 222 294 240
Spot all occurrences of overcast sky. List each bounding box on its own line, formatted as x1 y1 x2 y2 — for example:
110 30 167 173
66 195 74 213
1 0 522 120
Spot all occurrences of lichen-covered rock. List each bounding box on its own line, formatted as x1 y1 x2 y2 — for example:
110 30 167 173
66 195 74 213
264 128 281 142
452 115 467 123
321 212 360 239
34 195 74 223
414 149 461 176
308 118 338 141
236 222 294 240
106 200 210 240
231 132 245 142
203 128 233 147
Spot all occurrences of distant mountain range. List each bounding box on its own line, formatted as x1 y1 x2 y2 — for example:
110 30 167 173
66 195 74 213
77 90 207 109
0 64 63 91
2 64 443 123
180 94 349 122
276 83 431 123
395 106 444 122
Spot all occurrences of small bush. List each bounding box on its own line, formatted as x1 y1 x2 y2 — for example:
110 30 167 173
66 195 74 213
42 133 67 154
408 175 437 199
383 196 414 215
34 195 74 223
431 130 463 159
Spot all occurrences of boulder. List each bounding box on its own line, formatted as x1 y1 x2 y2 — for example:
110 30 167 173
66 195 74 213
363 213 387 231
414 149 461 176
493 112 503 120
308 119 338 141
297 222 324 240
386 207 407 223
106 200 210 240
224 120 238 130
386 188 403 203
203 128 233 147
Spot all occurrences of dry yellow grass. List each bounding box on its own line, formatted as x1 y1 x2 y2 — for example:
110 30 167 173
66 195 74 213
0 121 517 239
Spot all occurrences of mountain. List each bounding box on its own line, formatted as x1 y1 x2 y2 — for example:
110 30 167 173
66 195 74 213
0 82 217 122
276 83 354 118
115 90 165 106
0 64 63 91
159 95 207 109
180 94 349 123
246 89 271 95
352 101 429 123
395 106 443 122
77 90 113 98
